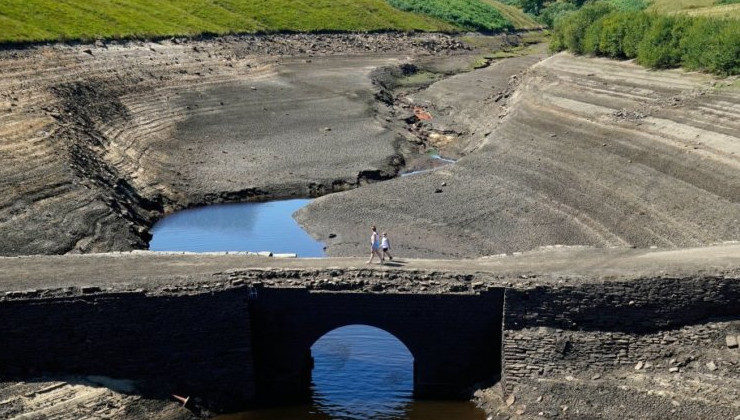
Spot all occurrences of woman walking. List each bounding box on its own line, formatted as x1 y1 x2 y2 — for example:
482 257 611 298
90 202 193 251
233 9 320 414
367 226 383 264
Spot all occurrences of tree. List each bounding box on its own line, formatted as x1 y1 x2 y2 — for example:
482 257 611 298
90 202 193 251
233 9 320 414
520 0 545 15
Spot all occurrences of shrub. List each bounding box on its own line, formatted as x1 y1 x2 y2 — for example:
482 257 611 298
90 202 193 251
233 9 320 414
551 6 740 75
539 2 578 27
582 15 606 54
591 12 633 57
386 0 514 32
680 17 723 70
703 20 740 75
637 15 692 68
550 2 615 53
605 0 649 12
621 11 654 58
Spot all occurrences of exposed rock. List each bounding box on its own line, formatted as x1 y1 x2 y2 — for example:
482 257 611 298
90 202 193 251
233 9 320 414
727 335 738 348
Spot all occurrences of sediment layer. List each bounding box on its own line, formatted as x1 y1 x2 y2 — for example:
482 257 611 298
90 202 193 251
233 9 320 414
298 53 740 258
0 33 468 256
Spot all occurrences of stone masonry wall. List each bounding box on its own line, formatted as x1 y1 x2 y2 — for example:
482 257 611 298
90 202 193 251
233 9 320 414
0 286 255 412
502 276 740 392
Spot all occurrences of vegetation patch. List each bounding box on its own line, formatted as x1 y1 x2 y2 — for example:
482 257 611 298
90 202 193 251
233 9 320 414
551 3 740 75
386 0 514 32
0 0 456 44
479 0 543 29
648 0 717 13
647 0 740 18
396 70 445 87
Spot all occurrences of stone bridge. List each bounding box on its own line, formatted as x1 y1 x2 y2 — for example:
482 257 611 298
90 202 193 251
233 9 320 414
249 287 504 402
0 248 739 413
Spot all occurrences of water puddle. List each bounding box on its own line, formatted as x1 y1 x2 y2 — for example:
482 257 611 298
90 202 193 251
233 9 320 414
401 148 457 177
214 325 486 420
148 199 324 257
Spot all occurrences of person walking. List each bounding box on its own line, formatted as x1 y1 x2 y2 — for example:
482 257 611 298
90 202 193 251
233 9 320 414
367 226 383 264
381 232 393 261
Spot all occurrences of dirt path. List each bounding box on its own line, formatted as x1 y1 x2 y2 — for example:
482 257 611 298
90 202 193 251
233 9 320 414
3 242 740 292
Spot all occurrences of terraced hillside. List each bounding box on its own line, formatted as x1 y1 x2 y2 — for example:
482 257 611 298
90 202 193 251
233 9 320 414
297 52 740 257
0 33 487 256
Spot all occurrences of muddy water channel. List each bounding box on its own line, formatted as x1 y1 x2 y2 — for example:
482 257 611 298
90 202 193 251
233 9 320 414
151 199 483 420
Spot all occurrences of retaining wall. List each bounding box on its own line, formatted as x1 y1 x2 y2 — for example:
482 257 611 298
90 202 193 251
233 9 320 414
502 276 740 391
0 286 255 412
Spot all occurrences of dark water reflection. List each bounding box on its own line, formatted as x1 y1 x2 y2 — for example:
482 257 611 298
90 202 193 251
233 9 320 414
215 326 486 420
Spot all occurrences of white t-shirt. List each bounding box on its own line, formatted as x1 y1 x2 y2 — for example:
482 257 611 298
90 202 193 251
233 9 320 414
381 237 389 249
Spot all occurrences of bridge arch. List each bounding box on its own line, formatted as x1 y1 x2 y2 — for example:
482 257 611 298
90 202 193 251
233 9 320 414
307 323 416 361
248 287 504 404
310 324 415 418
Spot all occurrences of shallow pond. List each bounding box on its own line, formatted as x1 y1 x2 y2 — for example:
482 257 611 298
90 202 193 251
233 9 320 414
214 325 486 420
148 199 325 257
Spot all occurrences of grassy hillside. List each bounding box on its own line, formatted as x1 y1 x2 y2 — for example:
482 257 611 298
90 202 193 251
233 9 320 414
648 0 740 17
0 0 457 43
386 0 514 31
480 0 543 29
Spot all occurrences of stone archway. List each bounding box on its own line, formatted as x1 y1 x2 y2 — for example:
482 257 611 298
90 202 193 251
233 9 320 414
247 287 504 403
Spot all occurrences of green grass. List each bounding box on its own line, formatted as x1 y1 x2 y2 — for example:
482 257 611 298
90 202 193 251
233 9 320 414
647 0 740 17
386 0 514 32
479 0 543 29
0 0 458 43
647 0 717 13
396 71 444 87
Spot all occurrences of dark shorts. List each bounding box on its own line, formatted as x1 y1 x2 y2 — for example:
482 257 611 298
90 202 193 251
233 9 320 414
382 247 389 252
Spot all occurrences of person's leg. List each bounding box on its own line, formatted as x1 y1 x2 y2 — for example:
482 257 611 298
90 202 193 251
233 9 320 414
368 249 376 263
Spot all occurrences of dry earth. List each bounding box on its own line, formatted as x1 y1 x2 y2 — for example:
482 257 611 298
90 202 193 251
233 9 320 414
2 31 740 420
0 32 474 256
298 52 740 258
